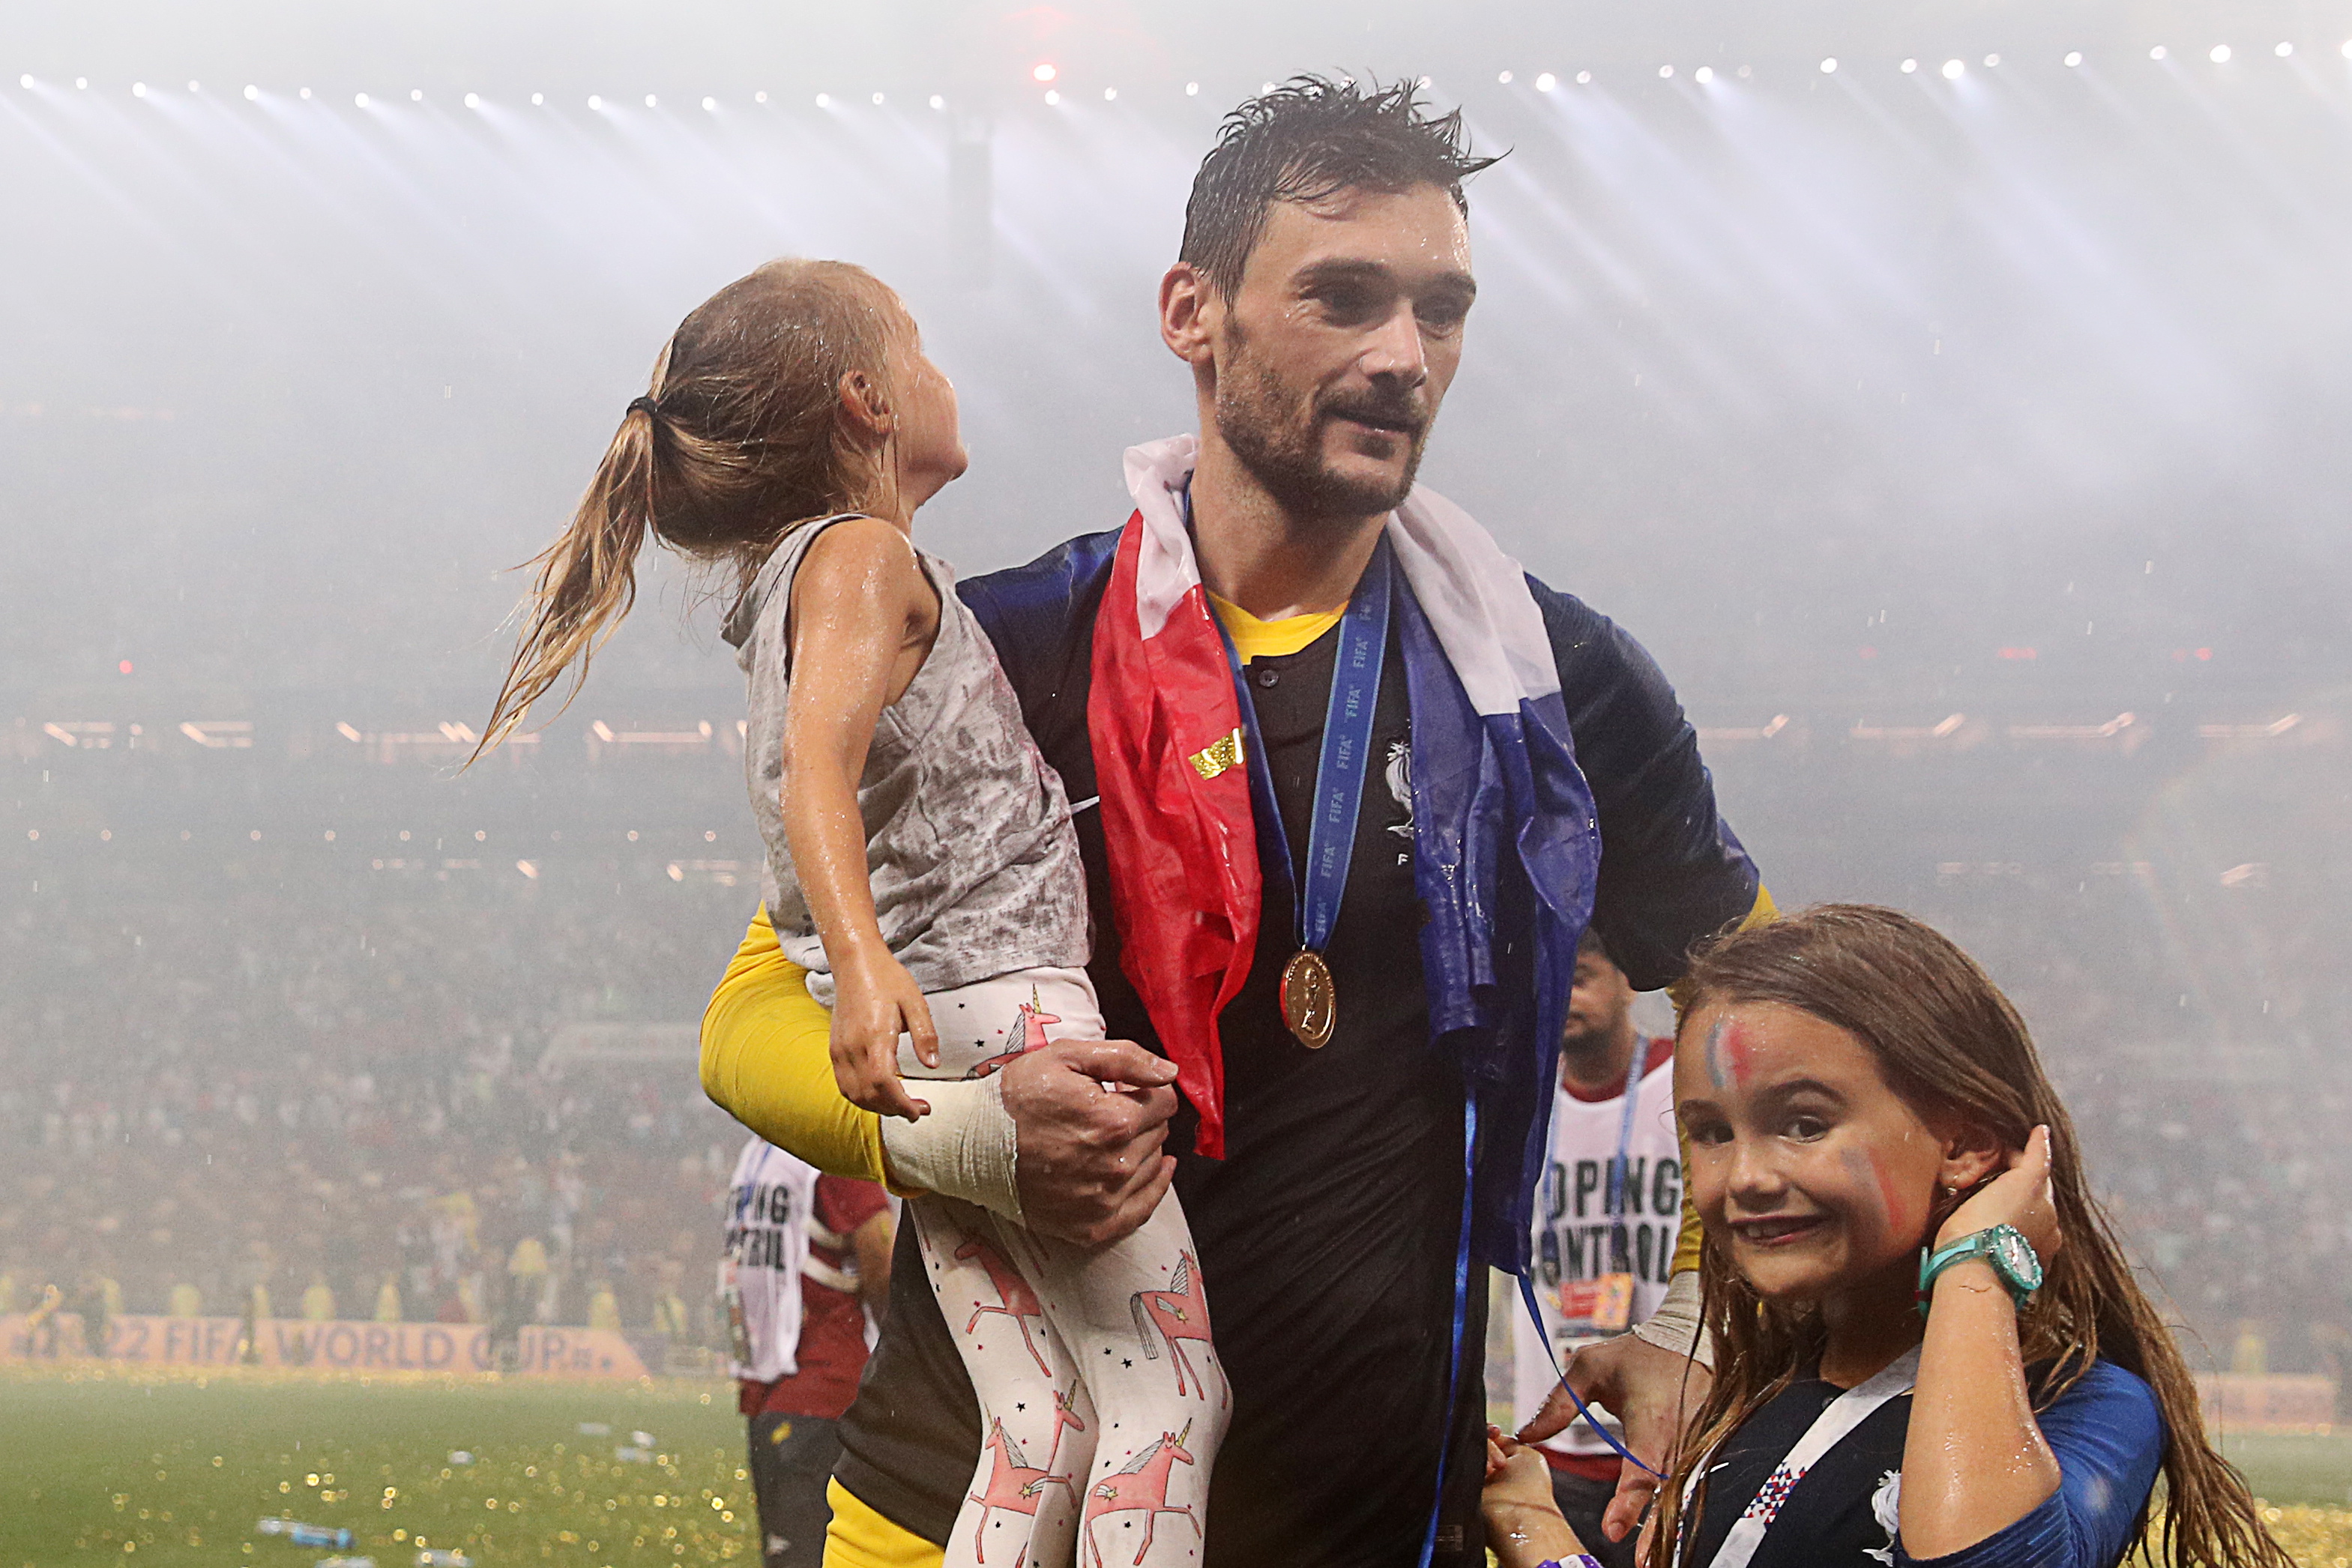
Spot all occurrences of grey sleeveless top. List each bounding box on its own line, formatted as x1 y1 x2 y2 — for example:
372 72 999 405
721 516 1089 1002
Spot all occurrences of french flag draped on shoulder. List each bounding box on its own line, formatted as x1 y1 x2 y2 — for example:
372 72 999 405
1088 434 1600 1270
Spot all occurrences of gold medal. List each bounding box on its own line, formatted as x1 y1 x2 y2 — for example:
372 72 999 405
1279 949 1337 1049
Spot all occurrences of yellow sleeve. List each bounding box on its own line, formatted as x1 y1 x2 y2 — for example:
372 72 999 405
1669 885 1779 1276
699 906 905 1189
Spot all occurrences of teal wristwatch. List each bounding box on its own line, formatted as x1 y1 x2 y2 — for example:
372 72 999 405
1917 1223 2043 1315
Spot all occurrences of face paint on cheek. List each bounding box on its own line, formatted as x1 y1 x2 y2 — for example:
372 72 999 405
1840 1146 1910 1245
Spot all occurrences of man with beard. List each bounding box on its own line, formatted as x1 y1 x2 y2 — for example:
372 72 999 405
700 76 1766 1568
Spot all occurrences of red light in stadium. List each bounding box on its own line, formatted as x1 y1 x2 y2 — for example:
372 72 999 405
1996 647 2038 660
118 659 133 674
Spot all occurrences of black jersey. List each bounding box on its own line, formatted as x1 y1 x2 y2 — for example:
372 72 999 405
835 528 1761 1568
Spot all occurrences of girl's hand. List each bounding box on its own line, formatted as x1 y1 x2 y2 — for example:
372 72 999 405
828 945 941 1122
1938 1124 2062 1264
1481 1429 1584 1567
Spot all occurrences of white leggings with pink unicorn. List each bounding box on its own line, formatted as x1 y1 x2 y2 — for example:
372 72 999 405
902 966 1229 1568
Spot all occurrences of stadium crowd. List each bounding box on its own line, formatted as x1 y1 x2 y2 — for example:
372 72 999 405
0 858 748 1361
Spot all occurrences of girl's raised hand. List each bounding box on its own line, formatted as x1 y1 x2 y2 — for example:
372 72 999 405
828 945 942 1122
1938 1124 2062 1263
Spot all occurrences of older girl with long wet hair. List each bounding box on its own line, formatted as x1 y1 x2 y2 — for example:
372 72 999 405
1483 904 2289 1568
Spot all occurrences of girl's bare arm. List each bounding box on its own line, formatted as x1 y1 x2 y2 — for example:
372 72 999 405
780 517 942 1121
1899 1126 2065 1557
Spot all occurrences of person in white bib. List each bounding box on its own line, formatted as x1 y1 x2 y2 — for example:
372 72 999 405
1507 931 1677 1568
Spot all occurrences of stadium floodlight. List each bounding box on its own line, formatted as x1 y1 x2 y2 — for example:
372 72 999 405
1984 53 2000 66
2210 44 2232 63
814 92 829 106
464 92 480 109
1943 58 1966 78
702 96 716 111
2065 52 2084 67
1044 88 1061 104
929 94 944 109
1032 62 1056 83
871 91 883 104
644 93 656 107
1820 57 1838 73
1498 71 1513 84
1104 86 1117 100
1536 72 1557 91
354 91 369 107
2150 46 2168 60
76 76 88 89
132 81 146 97
1186 81 1199 95
1902 58 1918 73
243 84 259 100
1695 66 1714 82
408 88 422 101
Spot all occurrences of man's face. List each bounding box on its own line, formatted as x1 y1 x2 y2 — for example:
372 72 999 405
1562 947 1635 1051
1207 183 1475 523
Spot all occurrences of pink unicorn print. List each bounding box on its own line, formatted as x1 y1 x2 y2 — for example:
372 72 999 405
1129 1250 1228 1408
958 1230 1055 1378
1082 1421 1198 1568
967 1384 1087 1565
963 996 1058 1080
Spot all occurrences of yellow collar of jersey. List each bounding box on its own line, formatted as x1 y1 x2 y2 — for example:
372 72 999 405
1207 591 1345 663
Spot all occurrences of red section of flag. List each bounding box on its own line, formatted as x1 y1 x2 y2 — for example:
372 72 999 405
1087 514 1259 1159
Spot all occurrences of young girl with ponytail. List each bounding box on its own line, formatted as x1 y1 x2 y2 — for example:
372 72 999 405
479 260 1225 1568
1482 903 2291 1568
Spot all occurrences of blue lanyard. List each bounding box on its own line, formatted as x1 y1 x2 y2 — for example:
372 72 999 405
1219 539 1394 953
1605 1041 1649 1266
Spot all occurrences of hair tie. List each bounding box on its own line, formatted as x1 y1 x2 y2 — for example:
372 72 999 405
627 395 661 419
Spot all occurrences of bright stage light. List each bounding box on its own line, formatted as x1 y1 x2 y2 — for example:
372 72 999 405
1659 64 1674 78
464 92 480 109
187 80 200 92
354 91 369 107
1032 63 1056 83
2065 52 2084 67
643 94 657 107
1497 71 1513 84
813 92 829 107
1536 72 1557 91
2342 40 2352 58
2210 45 2232 63
300 87 312 99
132 82 146 97
1695 65 1714 82
754 91 768 103
1943 58 1965 78
1576 70 1591 83
1902 58 1918 73
531 92 543 106
2150 46 2168 61
243 84 258 100
1186 82 1199 95
1984 54 2000 66
702 96 716 111
1104 86 1117 100
409 88 422 101
929 94 944 109
16 74 31 89
1820 57 1838 73
588 94 603 109
2276 42 2294 57
76 77 88 90
1044 88 1060 104
871 91 883 104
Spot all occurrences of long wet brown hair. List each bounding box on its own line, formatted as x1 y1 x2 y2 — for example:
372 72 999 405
1647 905 2290 1568
474 259 905 759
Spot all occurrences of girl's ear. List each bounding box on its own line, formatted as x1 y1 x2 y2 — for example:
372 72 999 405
1936 1119 2007 1194
836 368 895 442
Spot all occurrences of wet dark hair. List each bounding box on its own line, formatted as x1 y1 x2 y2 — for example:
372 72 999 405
1178 74 1501 299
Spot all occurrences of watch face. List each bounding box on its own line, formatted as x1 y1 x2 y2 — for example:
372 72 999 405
1991 1227 2043 1292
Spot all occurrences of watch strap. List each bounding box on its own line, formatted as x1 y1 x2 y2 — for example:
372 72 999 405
1918 1225 2036 1312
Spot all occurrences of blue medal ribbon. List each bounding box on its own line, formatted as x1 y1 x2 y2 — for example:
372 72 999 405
1219 538 1393 956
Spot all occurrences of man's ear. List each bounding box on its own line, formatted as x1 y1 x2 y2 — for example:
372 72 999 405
836 369 894 441
1936 1119 2008 1194
1159 262 1217 367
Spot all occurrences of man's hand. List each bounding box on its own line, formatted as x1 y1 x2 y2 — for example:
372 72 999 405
1518 1331 1713 1547
999 1040 1180 1246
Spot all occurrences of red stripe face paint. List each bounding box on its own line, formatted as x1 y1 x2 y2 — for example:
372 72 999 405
1705 1016 1757 1090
